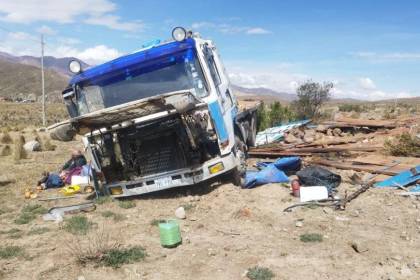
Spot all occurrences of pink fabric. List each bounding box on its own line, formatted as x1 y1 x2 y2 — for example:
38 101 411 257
64 166 83 185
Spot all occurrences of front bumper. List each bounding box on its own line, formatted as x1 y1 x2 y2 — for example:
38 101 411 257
104 152 237 197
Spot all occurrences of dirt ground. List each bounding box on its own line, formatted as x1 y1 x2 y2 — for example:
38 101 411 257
0 129 419 280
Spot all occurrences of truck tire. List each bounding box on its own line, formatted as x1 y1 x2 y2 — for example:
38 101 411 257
49 123 76 142
247 115 257 147
232 136 247 187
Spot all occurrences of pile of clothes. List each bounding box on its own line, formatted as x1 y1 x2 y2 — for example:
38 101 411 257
37 149 90 189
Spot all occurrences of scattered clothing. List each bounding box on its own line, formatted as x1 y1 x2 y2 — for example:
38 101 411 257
244 157 301 189
62 154 87 171
37 173 64 189
63 166 83 185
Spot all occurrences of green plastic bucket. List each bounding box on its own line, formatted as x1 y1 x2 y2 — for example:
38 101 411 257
158 220 182 247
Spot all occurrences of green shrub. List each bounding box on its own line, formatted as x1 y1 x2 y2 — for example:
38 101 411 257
384 132 420 157
338 104 362 112
246 266 275 280
300 233 323 243
14 212 36 224
102 246 146 268
64 216 92 235
0 246 24 259
22 204 47 215
150 219 166 226
118 200 136 209
28 227 50 235
256 101 297 131
96 196 112 205
101 211 125 222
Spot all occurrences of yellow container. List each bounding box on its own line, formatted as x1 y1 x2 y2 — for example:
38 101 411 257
61 185 81 196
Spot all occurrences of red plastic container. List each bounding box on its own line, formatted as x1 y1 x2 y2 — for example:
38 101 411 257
291 179 300 197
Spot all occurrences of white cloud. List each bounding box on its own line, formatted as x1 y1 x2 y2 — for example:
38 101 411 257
0 31 122 64
246 27 272 35
36 25 56 35
358 77 376 90
352 51 420 61
0 0 143 32
51 45 122 64
191 21 271 35
84 15 143 32
226 62 307 93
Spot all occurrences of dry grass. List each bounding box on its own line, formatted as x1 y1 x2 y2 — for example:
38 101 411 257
41 137 56 151
0 144 11 156
384 132 420 157
0 102 67 128
64 215 93 235
66 228 119 264
0 132 12 144
13 134 27 161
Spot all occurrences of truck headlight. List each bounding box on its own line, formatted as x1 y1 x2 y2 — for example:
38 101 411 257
172 27 187 42
209 162 224 174
68 60 82 74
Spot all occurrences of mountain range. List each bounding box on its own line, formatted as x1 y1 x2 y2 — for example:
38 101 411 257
0 51 300 103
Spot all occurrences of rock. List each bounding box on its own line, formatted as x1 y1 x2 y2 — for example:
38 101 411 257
23 140 41 152
304 129 316 137
285 133 299 144
303 135 315 143
175 207 186 219
295 221 303 227
77 276 86 280
326 129 333 136
316 124 328 132
314 133 324 140
351 241 369 253
391 255 403 261
332 128 342 136
335 216 350 221
400 265 413 277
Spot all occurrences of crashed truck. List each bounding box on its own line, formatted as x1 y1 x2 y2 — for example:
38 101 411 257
50 27 257 197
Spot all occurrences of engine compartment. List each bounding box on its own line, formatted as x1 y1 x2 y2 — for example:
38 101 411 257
88 109 220 184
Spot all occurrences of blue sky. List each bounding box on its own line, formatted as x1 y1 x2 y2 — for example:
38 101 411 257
0 0 419 100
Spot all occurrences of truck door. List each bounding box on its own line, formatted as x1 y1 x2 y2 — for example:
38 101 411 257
203 44 235 152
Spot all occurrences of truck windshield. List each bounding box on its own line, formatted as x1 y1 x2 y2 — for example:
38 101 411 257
72 49 208 116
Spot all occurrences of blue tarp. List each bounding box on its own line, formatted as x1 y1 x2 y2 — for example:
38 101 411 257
244 157 301 189
375 165 420 188
255 120 311 146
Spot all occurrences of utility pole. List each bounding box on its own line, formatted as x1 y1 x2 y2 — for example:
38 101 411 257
41 34 46 127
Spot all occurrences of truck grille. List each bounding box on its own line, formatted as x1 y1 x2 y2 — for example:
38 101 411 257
128 132 187 176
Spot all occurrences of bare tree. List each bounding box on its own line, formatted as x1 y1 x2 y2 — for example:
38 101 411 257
292 80 333 119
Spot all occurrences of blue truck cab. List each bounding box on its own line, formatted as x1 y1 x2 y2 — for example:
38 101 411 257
51 27 257 197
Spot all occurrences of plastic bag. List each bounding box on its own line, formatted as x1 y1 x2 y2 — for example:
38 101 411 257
296 165 341 193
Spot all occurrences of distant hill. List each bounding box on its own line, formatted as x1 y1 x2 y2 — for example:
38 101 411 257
0 59 68 102
231 84 297 103
0 51 89 77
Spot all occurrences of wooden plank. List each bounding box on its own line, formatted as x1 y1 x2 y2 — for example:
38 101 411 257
248 151 312 157
310 159 399 176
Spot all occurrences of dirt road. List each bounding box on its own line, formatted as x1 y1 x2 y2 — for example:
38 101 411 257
0 134 419 280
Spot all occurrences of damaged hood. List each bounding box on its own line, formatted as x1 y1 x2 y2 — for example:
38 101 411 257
50 90 203 135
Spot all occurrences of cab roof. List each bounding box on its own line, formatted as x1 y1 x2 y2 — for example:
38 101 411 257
69 38 196 86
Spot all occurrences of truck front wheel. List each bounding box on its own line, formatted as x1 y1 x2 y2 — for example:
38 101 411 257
232 136 247 187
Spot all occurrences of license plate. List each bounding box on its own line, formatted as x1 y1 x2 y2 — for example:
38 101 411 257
155 176 172 188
